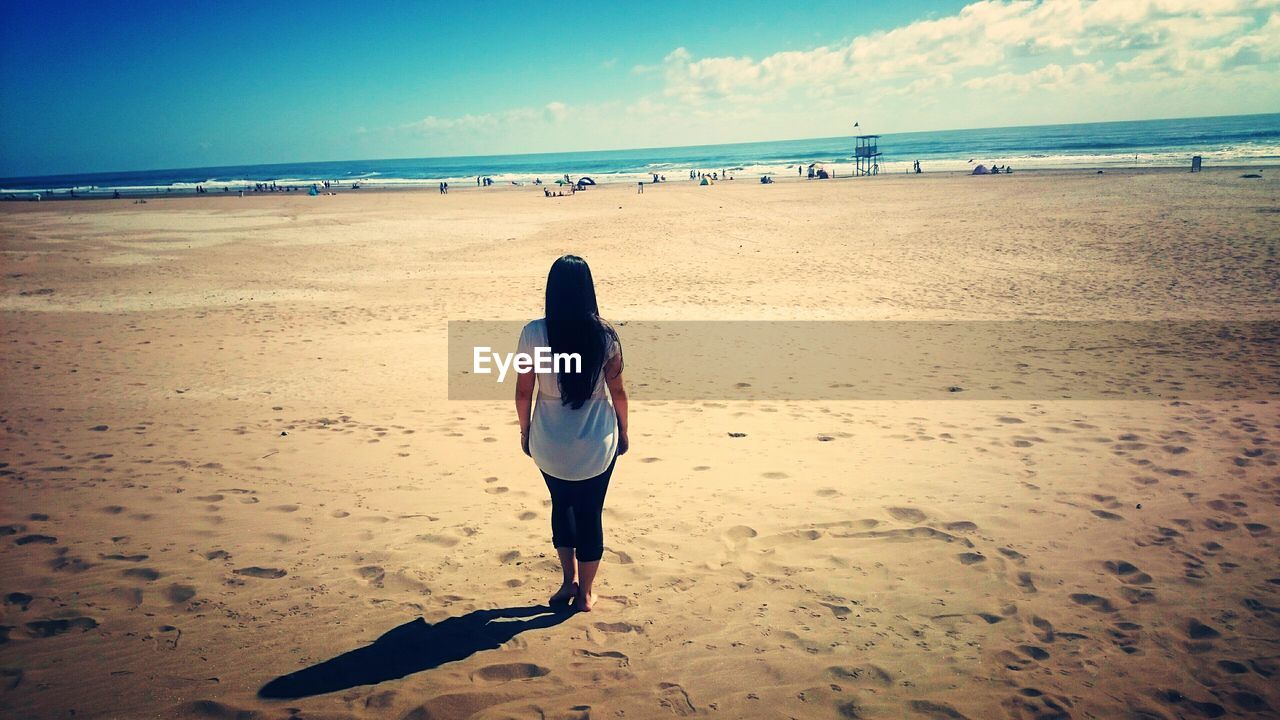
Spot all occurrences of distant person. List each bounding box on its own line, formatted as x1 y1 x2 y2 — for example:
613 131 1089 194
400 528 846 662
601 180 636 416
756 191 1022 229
515 255 628 613
637 181 644 194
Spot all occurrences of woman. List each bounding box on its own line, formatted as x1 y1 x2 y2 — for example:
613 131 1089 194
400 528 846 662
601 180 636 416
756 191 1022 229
515 255 629 612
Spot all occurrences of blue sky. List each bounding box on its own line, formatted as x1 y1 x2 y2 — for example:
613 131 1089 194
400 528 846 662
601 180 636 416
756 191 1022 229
2 0 1278 177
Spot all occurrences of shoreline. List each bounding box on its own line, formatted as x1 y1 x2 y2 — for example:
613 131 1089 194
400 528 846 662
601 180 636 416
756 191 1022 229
2 164 1272 203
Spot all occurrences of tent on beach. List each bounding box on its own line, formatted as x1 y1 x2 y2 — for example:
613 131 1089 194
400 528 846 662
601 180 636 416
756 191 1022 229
971 164 989 175
574 177 596 190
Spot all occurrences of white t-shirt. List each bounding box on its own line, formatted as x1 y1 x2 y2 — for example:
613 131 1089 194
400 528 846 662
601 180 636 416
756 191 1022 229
518 318 620 481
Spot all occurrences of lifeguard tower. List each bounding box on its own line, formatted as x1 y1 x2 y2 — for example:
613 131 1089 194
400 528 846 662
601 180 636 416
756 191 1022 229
855 135 881 176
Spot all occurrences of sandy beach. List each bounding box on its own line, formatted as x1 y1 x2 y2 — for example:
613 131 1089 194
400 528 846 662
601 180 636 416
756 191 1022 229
1 168 1278 719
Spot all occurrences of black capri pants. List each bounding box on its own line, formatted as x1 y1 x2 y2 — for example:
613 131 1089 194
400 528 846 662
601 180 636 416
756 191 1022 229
541 454 617 562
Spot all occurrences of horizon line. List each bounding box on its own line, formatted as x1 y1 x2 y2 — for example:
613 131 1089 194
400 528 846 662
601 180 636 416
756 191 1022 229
3 110 1277 183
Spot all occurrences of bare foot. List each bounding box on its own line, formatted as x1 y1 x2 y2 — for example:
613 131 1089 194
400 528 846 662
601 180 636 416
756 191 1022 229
550 581 577 605
574 590 597 612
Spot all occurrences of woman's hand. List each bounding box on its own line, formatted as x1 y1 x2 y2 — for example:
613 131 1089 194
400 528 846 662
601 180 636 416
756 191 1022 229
521 431 531 457
617 430 629 457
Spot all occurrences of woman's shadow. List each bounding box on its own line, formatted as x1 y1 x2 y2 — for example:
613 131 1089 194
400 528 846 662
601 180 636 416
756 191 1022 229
259 604 575 699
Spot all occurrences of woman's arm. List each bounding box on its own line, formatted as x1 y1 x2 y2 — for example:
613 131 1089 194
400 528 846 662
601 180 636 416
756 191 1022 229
605 353 629 456
515 369 535 456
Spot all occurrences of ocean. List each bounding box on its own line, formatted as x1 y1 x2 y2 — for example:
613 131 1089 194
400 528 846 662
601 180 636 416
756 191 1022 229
3 113 1278 196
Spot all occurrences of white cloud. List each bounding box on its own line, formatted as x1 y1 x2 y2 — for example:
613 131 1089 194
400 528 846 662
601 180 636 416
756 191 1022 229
380 1 1280 153
963 61 1107 92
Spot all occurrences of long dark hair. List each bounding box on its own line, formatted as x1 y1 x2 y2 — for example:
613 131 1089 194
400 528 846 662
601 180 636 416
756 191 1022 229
544 255 621 409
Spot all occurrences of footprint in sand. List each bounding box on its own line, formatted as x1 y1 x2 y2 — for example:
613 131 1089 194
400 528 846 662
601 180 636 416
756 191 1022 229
16 535 57 545
205 550 231 560
887 507 927 523
762 471 789 479
1186 619 1221 640
1216 660 1249 674
269 504 299 513
658 683 696 716
1030 616 1055 642
165 584 197 603
356 566 386 586
233 566 287 579
122 568 161 581
48 554 93 573
1152 690 1225 718
574 649 629 666
470 663 550 683
5 592 33 611
1104 560 1153 584
416 534 460 547
639 457 661 464
25 617 99 637
594 621 643 634
330 510 350 518
518 511 538 521
1017 645 1051 661
820 602 852 619
604 548 633 564
1069 593 1117 613
1119 586 1157 604
828 665 894 686
999 547 1027 563
485 486 509 494
957 552 986 565
908 700 970 719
